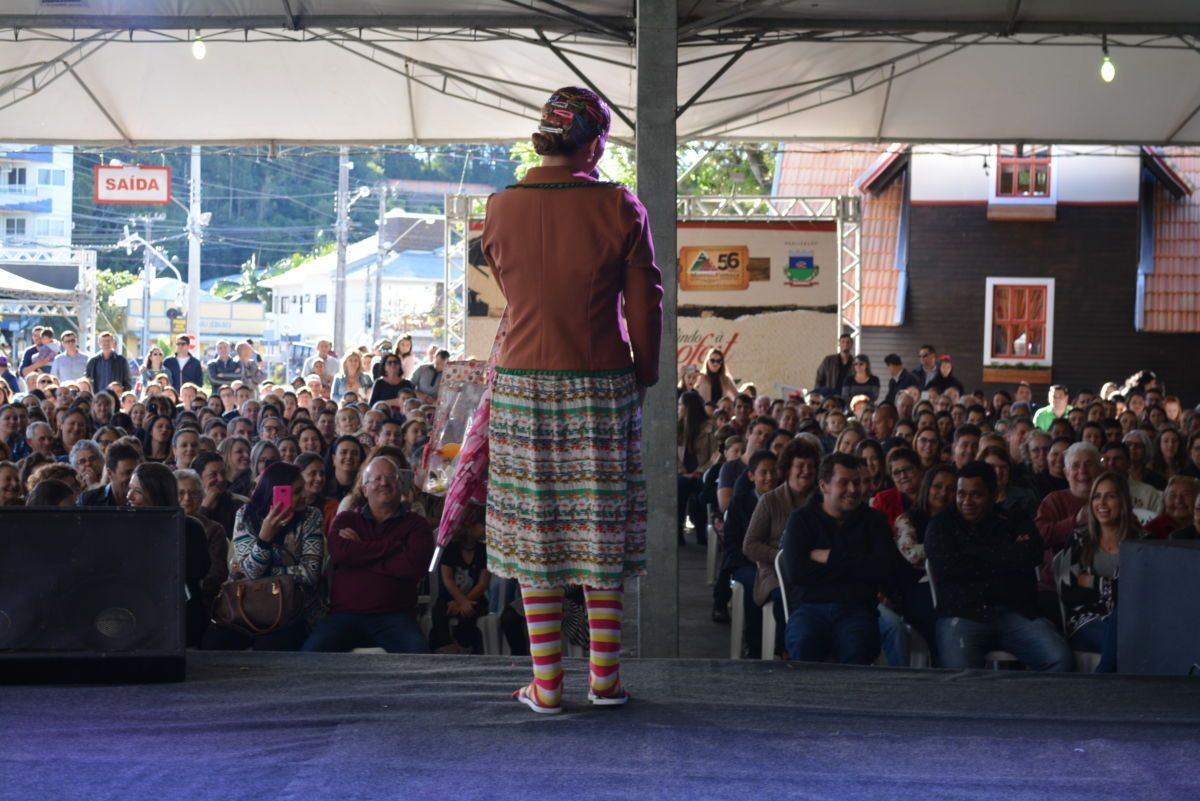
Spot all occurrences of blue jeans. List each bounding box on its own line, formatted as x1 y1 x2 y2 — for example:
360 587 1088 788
1070 610 1118 673
785 602 879 665
901 581 939 665
878 604 909 667
302 612 428 654
936 608 1073 672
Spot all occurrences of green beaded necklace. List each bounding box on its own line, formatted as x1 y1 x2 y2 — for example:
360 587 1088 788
506 181 621 190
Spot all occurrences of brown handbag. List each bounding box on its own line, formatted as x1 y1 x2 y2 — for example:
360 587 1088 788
212 527 306 637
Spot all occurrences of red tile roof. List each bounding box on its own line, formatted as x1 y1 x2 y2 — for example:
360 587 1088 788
775 144 902 326
1148 148 1200 332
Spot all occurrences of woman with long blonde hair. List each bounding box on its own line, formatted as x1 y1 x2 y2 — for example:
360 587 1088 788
694 347 738 405
331 350 374 402
1057 470 1142 673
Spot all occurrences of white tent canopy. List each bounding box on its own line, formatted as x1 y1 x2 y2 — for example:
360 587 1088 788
3 1 1200 145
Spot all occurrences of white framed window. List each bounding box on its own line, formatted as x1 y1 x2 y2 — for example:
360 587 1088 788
278 295 291 314
5 218 26 237
983 277 1055 367
37 169 65 186
988 145 1057 206
4 168 27 187
34 219 66 238
315 294 328 313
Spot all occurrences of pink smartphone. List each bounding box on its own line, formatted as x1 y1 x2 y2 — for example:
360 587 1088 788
272 484 293 512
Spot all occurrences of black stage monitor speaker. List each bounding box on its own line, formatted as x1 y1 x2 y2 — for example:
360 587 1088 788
0 508 186 683
1118 539 1200 677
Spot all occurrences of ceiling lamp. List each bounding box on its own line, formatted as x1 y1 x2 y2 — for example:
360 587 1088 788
1100 35 1116 83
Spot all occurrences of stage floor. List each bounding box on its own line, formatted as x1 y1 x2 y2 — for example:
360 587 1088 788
3 652 1199 801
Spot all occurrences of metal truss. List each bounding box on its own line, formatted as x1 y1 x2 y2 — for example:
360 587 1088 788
0 29 121 114
442 194 490 355
0 248 97 346
837 197 862 351
677 194 840 220
0 13 634 43
2 9 1196 40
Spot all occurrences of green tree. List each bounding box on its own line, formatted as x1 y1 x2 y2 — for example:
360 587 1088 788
677 142 775 196
210 254 273 303
73 145 520 283
509 140 774 195
94 268 138 336
510 141 637 188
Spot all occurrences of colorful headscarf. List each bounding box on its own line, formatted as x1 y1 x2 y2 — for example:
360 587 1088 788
537 87 611 150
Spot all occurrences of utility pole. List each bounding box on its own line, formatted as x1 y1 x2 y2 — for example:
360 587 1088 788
373 182 387 341
141 215 152 351
132 214 166 351
333 146 350 356
187 145 202 344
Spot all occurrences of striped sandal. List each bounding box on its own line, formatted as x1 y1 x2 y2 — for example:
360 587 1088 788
587 686 631 706
513 684 562 715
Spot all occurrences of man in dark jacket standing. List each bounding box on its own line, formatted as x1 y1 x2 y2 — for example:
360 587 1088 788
206 339 240 394
882 353 919 405
779 452 915 664
910 344 939 391
813 333 853 396
925 460 1073 671
163 335 204 392
84 331 132 392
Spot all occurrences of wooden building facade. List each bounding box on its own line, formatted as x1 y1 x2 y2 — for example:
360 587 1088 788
777 144 1200 402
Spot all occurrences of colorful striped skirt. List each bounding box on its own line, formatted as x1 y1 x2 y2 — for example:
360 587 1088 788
485 368 647 590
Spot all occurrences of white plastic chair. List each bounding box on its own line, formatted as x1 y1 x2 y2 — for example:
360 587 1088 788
478 613 503 655
925 558 1017 669
773 549 788 623
417 569 439 639
907 626 932 668
729 578 746 659
760 599 777 661
705 524 718 586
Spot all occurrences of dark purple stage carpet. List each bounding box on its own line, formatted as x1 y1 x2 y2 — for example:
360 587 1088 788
2 653 1199 800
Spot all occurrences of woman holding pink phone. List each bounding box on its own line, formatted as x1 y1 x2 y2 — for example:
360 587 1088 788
201 462 325 651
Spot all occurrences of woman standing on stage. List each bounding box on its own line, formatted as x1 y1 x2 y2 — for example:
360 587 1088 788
481 86 663 714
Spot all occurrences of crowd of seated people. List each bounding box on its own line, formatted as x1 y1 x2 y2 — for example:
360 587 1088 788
682 340 1200 672
0 330 501 655
5 327 1200 670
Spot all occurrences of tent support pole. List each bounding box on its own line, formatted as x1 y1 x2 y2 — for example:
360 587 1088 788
635 0 679 659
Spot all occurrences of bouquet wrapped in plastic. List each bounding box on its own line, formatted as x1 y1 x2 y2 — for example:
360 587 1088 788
418 360 488 497
426 313 508 570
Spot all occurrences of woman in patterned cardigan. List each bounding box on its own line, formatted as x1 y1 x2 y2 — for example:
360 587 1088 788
202 461 325 652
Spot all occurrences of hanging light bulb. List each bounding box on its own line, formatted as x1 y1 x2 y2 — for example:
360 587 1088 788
192 32 207 60
1100 35 1116 83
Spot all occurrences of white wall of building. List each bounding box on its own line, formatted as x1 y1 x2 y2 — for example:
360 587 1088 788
910 145 992 202
1055 146 1141 203
910 144 1141 203
267 272 439 347
0 144 73 248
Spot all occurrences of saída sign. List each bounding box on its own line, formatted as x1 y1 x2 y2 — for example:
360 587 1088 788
93 165 172 205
